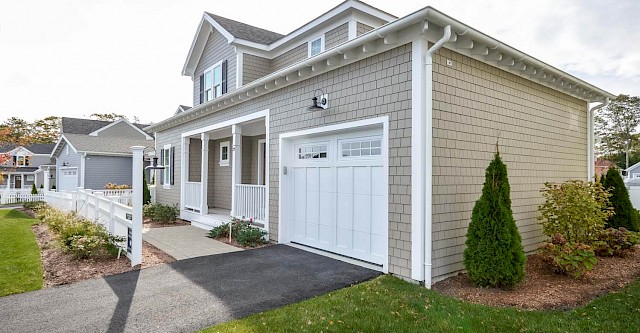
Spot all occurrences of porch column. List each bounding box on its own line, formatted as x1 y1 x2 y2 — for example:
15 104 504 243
200 132 209 214
44 169 51 191
21 173 25 189
5 175 10 190
231 124 242 217
180 137 189 211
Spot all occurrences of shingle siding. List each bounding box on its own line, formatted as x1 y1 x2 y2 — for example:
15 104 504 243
430 47 588 281
271 43 308 73
94 122 147 139
208 138 232 210
325 23 348 49
357 22 374 36
84 155 133 190
156 44 413 278
243 54 272 85
193 29 237 106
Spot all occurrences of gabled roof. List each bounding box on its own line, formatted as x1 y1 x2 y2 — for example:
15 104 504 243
51 134 152 157
0 143 55 155
88 118 153 140
61 117 150 135
205 13 283 44
625 161 640 172
174 105 192 115
182 0 395 76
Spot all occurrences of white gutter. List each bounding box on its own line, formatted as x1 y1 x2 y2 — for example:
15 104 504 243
423 25 453 288
588 98 610 179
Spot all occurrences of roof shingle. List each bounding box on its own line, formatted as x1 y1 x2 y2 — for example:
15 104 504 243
205 13 284 44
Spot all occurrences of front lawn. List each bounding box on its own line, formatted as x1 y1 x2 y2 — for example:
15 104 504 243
204 275 640 333
0 209 43 296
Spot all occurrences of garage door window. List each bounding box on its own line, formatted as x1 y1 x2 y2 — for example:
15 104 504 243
340 137 382 158
297 143 328 160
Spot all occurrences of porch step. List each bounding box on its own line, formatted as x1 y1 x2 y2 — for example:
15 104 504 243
182 210 233 231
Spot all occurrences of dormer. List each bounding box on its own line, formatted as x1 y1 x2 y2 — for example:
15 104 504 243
182 0 396 107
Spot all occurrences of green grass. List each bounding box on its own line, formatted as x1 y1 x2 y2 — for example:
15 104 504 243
204 275 640 333
0 209 43 296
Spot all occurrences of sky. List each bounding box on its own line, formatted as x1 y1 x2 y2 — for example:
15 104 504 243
0 0 638 124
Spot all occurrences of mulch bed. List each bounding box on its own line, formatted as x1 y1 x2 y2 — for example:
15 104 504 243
210 236 273 250
143 217 190 229
32 223 175 288
433 246 640 310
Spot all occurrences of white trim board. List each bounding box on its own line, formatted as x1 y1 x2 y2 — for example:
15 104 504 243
181 109 268 138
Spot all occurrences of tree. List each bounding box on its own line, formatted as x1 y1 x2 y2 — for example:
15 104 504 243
601 168 640 231
595 95 640 169
90 113 127 122
143 169 151 205
31 183 38 195
0 117 30 143
463 149 526 288
31 116 60 144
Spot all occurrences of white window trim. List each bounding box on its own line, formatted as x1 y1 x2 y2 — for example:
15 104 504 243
307 34 325 58
338 135 383 160
163 144 172 189
203 60 224 103
15 154 26 167
219 141 230 166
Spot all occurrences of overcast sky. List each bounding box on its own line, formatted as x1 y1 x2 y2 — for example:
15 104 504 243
0 0 638 124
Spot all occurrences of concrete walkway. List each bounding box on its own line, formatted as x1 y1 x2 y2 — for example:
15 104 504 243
0 245 380 333
143 225 241 260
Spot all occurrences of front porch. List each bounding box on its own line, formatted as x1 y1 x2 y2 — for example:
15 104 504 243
179 113 268 231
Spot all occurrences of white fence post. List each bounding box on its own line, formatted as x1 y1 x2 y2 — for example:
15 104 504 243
130 146 145 269
109 198 115 234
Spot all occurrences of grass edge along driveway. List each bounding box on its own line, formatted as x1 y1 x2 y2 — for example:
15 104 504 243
204 275 640 333
0 209 43 296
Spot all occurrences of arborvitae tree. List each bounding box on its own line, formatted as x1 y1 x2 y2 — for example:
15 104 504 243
31 183 38 195
143 169 151 205
602 168 639 231
463 149 526 288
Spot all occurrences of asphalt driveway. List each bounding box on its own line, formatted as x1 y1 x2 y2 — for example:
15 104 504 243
0 245 380 333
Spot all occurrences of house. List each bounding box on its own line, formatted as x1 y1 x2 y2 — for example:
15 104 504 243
0 143 56 191
145 0 615 286
51 117 154 192
595 158 614 178
624 161 640 181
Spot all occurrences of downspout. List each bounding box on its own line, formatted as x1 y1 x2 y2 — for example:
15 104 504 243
424 25 453 287
588 98 610 180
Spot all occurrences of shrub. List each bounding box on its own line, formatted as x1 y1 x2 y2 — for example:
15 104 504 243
540 237 597 278
539 180 613 244
143 203 178 223
463 150 526 288
23 201 46 210
594 227 639 257
601 168 640 231
104 183 130 190
207 219 250 239
31 183 38 195
236 226 267 247
143 169 151 205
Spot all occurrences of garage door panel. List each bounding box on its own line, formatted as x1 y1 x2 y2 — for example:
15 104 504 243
305 222 319 241
336 193 353 230
371 166 385 196
318 224 334 247
353 194 371 233
353 167 371 195
336 167 353 194
319 168 335 193
353 231 371 254
371 234 386 257
306 190 320 224
336 228 352 249
318 192 336 226
306 168 320 192
294 168 306 192
371 194 386 234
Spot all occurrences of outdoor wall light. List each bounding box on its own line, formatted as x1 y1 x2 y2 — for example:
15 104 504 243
144 147 165 171
308 89 329 111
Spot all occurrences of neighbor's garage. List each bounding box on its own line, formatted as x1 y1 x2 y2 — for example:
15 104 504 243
58 167 78 192
282 125 388 267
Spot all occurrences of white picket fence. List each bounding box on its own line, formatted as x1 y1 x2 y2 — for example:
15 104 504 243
0 192 45 205
44 189 135 262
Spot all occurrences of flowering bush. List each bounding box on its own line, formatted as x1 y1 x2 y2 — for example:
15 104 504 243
207 217 267 247
594 227 639 257
540 235 598 279
104 183 131 190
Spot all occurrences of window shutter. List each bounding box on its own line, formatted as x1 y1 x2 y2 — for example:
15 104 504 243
170 146 175 185
159 149 164 185
221 60 228 94
199 74 205 104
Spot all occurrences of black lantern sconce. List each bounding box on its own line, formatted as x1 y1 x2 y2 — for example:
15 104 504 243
308 89 329 111
144 147 165 183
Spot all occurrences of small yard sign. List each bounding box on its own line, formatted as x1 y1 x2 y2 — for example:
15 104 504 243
126 213 132 221
127 227 132 254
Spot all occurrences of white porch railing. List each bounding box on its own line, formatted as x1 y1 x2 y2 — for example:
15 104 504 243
99 189 134 197
234 184 266 222
45 190 134 263
184 181 202 211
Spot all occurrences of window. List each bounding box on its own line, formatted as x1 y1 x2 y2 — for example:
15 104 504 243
16 155 25 167
308 35 324 57
297 144 328 160
340 138 382 158
203 62 223 102
26 175 34 182
163 145 171 186
219 141 230 166
65 145 69 155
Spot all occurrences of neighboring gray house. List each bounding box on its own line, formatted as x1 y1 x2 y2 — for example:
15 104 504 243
624 161 640 181
146 0 614 286
0 143 56 190
51 117 154 191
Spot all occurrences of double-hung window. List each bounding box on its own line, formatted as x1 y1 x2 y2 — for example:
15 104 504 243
203 61 223 102
308 35 324 57
163 145 171 186
16 155 25 167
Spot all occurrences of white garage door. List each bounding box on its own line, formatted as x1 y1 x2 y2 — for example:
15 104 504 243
289 128 387 265
58 168 78 192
